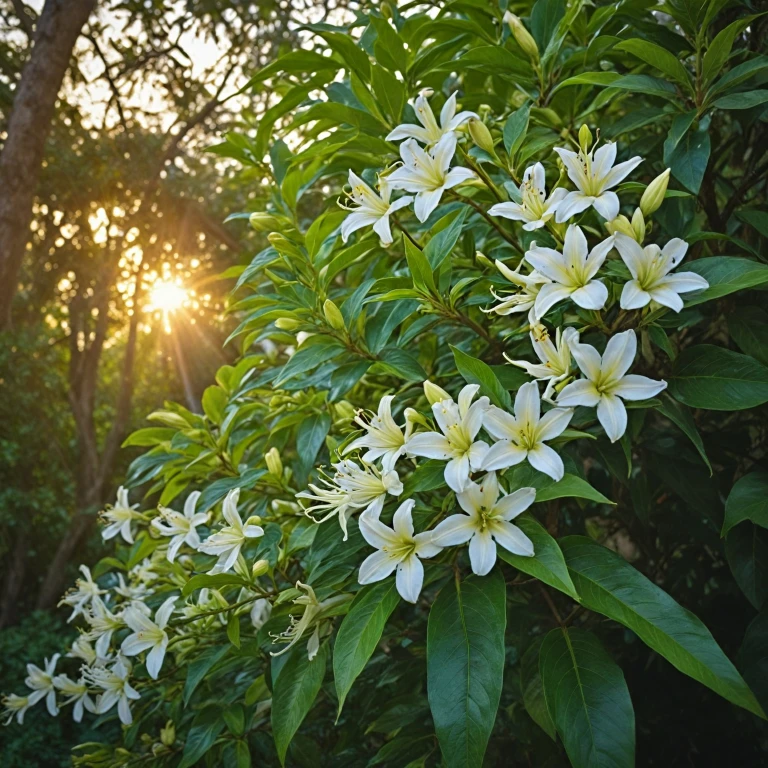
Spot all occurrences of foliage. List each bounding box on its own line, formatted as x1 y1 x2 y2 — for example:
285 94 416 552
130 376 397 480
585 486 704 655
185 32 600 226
4 1 768 766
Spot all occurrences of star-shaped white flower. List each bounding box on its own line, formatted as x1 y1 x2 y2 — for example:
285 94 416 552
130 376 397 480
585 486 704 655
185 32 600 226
343 395 413 471
387 134 476 222
198 489 264 574
432 472 536 575
485 260 551 322
85 596 126 658
2 693 35 725
406 384 490 493
482 381 572 481
82 656 140 725
613 234 709 312
24 654 60 717
386 89 478 146
151 490 210 563
525 225 614 319
59 564 107 623
340 172 413 246
296 460 403 540
507 325 579 402
120 595 176 680
557 329 666 442
489 163 567 230
358 499 442 603
101 486 141 544
52 674 96 723
555 142 642 222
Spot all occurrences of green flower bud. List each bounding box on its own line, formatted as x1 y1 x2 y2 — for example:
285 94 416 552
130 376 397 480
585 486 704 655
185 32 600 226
504 12 539 61
323 299 346 331
578 124 593 153
468 118 496 154
334 400 356 421
160 721 176 747
245 515 262 527
424 380 451 405
631 207 646 242
274 317 299 331
265 447 282 477
605 215 635 239
640 168 670 217
251 559 270 578
475 251 494 269
249 212 281 232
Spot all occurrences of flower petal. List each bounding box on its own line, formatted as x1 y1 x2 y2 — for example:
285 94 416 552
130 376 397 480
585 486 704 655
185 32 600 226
445 454 471 493
492 520 535 557
557 379 601 408
358 550 398 584
620 280 651 310
493 487 536 521
396 556 424 603
482 440 527 471
468 530 497 576
601 329 637 382
613 374 667 401
571 280 608 310
432 514 476 546
597 393 628 442
527 443 565 481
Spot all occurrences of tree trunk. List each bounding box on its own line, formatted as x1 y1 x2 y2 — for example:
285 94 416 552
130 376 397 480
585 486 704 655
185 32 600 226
0 0 96 329
0 528 29 629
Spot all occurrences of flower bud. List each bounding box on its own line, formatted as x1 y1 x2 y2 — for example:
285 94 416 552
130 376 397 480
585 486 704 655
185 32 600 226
251 559 270 578
160 721 176 747
640 168 670 217
467 118 495 154
578 124 593 153
424 380 450 405
275 317 299 331
475 251 493 269
504 12 539 61
323 299 346 331
631 208 646 242
249 212 281 232
334 400 356 421
405 407 429 429
245 515 262 527
265 447 282 477
605 215 635 239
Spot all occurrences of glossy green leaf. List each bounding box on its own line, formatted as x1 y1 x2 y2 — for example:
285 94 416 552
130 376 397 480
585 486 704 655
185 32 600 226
726 523 768 610
561 536 765 718
656 394 712 473
520 639 556 739
427 568 506 768
178 706 225 768
540 627 635 768
271 641 329 765
684 257 768 306
334 580 400 715
723 472 768 537
616 38 691 88
728 306 768 366
451 345 513 409
669 345 768 411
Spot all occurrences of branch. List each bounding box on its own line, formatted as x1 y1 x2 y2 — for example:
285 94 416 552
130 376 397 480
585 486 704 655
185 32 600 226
10 0 34 39
86 31 128 130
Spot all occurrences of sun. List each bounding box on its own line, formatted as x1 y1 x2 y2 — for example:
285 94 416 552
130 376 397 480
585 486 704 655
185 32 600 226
148 280 187 313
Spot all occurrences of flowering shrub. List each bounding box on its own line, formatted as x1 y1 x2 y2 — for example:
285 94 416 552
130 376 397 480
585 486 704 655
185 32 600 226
5 1 768 766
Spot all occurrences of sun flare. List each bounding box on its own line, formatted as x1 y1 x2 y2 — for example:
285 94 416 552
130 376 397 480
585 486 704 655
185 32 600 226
148 280 187 313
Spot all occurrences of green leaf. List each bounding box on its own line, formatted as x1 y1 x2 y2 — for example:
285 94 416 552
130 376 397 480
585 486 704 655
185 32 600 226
669 345 768 411
227 611 241 648
498 513 579 600
271 642 329 766
376 346 427 382
334 581 400 715
178 706 226 768
451 346 513 409
520 639 556 739
530 0 565 52
296 412 331 475
183 645 230 705
427 568 506 768
424 207 469 270
202 386 227 425
656 393 712 473
728 306 768 365
684 256 768 306
616 38 692 89
713 90 768 110
273 337 345 387
404 236 437 294
182 573 249 597
503 105 530 159
534 474 614 505
738 606 768 713
371 63 405 122
245 674 269 706
560 536 766 718
668 126 710 194
121 427 176 448
726 523 768 610
723 472 768 537
540 627 635 768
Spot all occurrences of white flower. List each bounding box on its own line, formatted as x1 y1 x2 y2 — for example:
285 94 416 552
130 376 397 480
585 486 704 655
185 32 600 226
270 582 349 660
386 89 477 146
489 163 567 230
554 142 642 222
358 499 442 603
406 384 490 493
482 381 572 481
59 564 107 623
114 572 153 602
250 598 272 630
151 491 210 563
101 486 141 544
83 656 140 725
387 134 476 222
85 597 126 658
2 693 36 725
198 489 264 574
120 595 176 680
507 325 579 401
67 635 99 666
296 460 403 540
485 260 551 321
432 473 536 575
557 329 667 442
525 225 614 319
613 234 709 312
24 654 60 717
340 172 413 246
52 674 96 723
343 395 413 471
